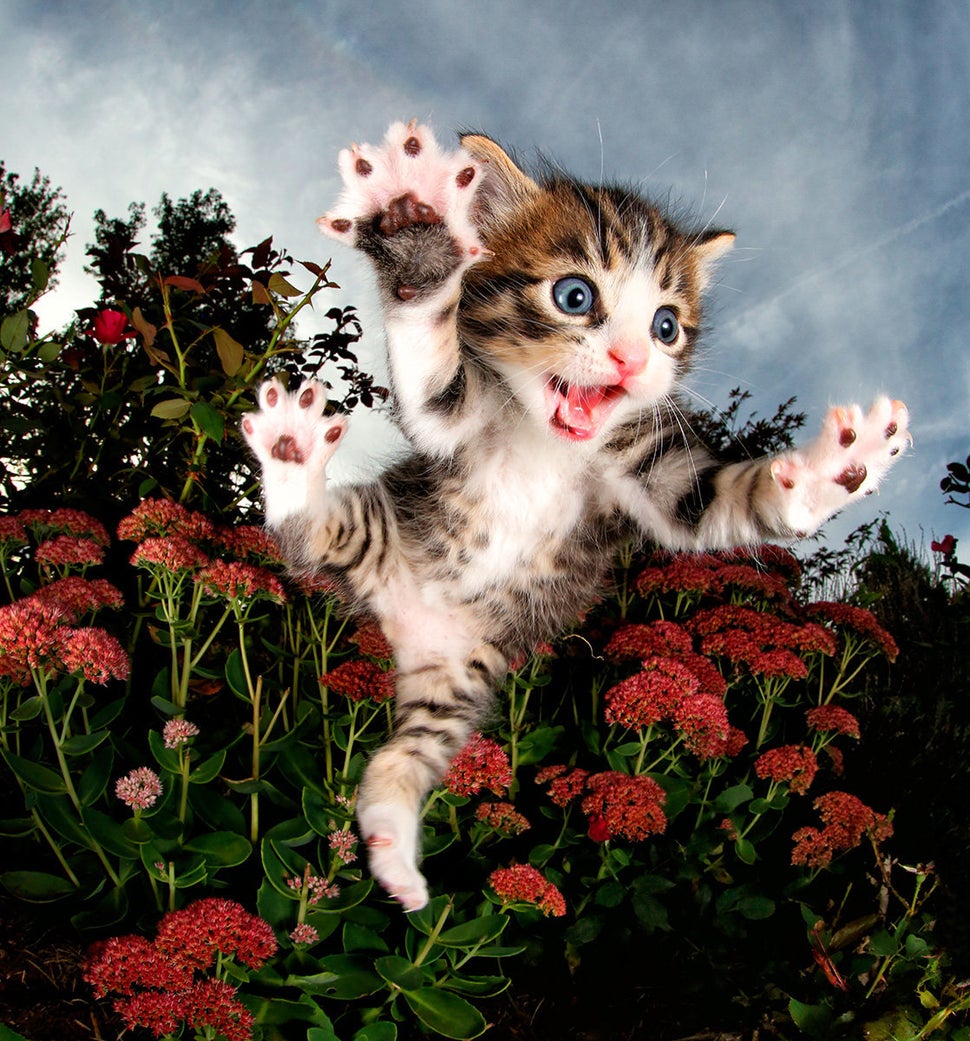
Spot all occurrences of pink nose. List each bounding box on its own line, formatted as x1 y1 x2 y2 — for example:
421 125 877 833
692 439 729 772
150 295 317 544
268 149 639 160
608 341 648 380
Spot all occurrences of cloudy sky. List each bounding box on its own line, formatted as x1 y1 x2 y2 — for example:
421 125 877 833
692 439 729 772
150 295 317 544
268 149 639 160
3 0 968 558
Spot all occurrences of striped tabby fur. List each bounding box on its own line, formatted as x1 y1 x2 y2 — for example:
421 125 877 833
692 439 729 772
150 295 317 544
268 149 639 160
242 122 909 910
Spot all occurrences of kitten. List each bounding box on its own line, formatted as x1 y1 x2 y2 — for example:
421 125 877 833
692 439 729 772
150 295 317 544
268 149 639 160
242 121 910 911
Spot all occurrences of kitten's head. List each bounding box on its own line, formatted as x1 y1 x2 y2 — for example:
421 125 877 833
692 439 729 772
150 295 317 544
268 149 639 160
458 134 734 444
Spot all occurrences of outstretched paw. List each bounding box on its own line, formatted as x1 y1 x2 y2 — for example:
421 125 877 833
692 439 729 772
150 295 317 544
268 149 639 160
318 120 486 300
770 397 910 535
241 379 347 525
357 801 429 913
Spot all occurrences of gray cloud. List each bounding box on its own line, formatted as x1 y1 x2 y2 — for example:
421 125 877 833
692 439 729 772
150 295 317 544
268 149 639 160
2 0 967 551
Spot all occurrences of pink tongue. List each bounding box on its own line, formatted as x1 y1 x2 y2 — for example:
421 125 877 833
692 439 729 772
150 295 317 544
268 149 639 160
559 384 608 433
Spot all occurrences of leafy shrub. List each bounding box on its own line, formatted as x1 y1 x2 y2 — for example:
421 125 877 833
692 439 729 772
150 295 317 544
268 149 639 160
1 168 968 1041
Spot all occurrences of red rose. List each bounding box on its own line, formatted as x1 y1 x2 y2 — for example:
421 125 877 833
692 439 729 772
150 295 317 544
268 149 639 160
91 309 136 345
0 209 11 234
931 534 957 556
587 814 612 843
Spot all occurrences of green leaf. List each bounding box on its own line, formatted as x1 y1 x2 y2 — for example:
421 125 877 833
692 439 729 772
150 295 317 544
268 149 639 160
403 987 487 1040
868 929 898 957
2 751 66 794
441 973 510 998
190 401 225 442
190 783 246 832
151 398 191 420
514 725 564 766
225 648 250 698
734 837 757 864
268 272 302 297
10 696 44 721
61 731 110 756
71 885 129 931
0 870 76 902
1 310 30 353
0 818 35 838
437 915 508 948
788 997 834 1037
212 326 244 376
189 748 226 784
89 696 126 730
184 831 252 867
738 895 775 920
81 808 139 858
715 783 753 813
352 1023 398 1041
288 955 383 999
0 1022 33 1041
343 922 390 954
375 954 428 991
148 728 180 773
31 256 50 292
246 993 335 1028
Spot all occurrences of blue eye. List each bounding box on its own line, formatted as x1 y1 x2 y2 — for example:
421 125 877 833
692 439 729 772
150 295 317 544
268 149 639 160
552 276 595 315
652 307 679 345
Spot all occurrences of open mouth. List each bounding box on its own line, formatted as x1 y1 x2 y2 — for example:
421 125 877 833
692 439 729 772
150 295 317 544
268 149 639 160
544 376 626 441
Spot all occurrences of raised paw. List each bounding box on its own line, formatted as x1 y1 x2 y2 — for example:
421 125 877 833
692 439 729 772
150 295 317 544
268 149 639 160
241 379 347 526
357 801 429 913
317 120 486 296
770 397 910 536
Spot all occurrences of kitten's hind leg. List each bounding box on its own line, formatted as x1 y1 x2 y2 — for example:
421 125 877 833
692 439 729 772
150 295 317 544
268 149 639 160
357 643 507 912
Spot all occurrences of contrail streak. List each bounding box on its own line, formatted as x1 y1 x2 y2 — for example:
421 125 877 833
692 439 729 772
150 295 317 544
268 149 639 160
723 185 970 334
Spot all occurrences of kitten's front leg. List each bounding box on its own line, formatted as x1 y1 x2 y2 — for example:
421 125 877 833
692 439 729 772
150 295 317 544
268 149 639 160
760 397 911 537
241 379 346 547
318 122 487 451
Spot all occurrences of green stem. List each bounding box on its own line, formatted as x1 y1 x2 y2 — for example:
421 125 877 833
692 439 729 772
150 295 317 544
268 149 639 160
413 899 453 967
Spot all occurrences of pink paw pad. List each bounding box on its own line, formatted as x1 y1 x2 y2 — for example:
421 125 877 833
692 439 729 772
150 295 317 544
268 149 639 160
318 119 486 262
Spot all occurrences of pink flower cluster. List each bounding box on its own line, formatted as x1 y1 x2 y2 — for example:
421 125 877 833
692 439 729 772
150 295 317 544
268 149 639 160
117 500 216 543
286 872 340 904
115 767 163 810
805 705 860 740
603 650 740 759
18 507 110 547
688 605 836 679
754 744 819 795
537 766 669 843
475 801 531 836
581 771 668 842
535 764 590 807
0 593 129 687
805 601 899 662
197 559 286 604
84 898 276 1041
488 864 566 917
348 619 394 661
791 791 894 869
634 547 797 603
321 659 396 703
444 732 513 797
163 719 200 748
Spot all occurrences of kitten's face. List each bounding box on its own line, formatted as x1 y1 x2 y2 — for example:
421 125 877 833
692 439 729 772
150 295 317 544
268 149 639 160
459 138 733 444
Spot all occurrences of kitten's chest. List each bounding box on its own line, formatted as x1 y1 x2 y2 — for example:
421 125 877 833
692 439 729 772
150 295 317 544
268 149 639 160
439 440 601 579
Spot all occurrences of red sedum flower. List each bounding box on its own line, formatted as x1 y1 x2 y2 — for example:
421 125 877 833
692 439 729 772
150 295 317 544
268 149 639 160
488 864 566 916
581 771 667 842
444 732 512 797
321 659 395 703
754 744 819 795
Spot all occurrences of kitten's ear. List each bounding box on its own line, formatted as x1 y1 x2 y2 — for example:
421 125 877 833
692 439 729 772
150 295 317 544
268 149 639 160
461 133 541 223
693 230 735 287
